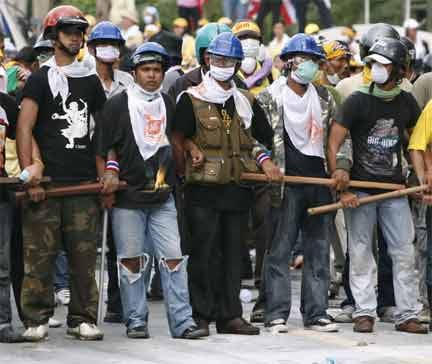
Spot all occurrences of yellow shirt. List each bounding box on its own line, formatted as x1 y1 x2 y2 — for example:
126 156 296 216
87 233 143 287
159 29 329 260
238 63 270 96
408 99 432 151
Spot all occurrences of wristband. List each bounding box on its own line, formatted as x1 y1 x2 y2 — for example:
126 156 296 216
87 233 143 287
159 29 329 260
105 160 120 173
256 152 271 165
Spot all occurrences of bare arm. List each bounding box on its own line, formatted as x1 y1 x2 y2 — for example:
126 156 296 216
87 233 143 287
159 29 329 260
171 131 186 176
16 98 38 170
327 123 349 176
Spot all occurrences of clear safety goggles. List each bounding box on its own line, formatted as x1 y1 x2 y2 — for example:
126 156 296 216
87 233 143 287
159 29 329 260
209 54 239 67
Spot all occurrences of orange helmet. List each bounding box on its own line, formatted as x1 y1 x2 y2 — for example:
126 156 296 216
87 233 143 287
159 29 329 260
43 5 88 40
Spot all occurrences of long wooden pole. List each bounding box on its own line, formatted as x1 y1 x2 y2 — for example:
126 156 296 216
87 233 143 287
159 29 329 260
14 181 127 203
240 173 405 191
308 185 428 216
0 176 51 184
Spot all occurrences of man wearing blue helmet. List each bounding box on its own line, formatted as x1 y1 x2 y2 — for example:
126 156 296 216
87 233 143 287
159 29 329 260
257 33 342 334
97 42 207 340
172 32 281 336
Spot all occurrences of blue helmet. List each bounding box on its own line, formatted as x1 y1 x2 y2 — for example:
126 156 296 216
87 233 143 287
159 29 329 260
195 23 232 64
207 32 244 60
131 42 170 71
280 33 325 60
88 21 125 45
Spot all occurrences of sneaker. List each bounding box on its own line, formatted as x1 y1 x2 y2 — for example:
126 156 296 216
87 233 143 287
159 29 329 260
353 316 375 333
67 323 104 341
379 306 396 323
250 308 265 324
0 326 26 343
305 318 339 332
55 289 70 306
48 317 62 328
22 324 48 342
126 325 150 339
265 319 289 334
334 305 354 323
396 319 428 334
177 326 208 339
216 317 260 335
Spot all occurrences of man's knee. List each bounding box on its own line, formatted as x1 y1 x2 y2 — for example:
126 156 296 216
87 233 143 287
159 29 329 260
120 256 145 274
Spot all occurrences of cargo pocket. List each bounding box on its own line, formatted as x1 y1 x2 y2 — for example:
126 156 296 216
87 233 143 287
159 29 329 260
197 117 222 148
240 157 260 174
186 157 226 184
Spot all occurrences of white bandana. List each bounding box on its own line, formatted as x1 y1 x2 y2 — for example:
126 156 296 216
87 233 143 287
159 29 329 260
127 83 168 161
269 76 324 158
181 72 253 129
44 57 96 102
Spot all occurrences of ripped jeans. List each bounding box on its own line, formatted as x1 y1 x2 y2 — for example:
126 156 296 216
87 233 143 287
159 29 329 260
111 195 195 337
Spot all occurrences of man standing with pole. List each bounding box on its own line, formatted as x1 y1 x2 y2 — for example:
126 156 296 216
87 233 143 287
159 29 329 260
328 37 427 334
16 5 107 342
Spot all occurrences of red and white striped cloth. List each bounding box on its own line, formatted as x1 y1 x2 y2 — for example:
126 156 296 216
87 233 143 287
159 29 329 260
247 0 297 25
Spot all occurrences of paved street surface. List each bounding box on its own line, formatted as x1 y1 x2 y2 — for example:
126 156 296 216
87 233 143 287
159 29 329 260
2 270 432 364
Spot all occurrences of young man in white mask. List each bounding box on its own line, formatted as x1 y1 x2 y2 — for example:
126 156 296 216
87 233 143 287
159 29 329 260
328 37 427 334
172 32 281 336
257 33 341 334
16 5 107 342
232 21 273 96
87 21 133 99
97 42 207 340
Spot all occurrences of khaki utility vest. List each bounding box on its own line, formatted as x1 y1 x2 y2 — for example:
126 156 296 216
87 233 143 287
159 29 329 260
186 91 260 185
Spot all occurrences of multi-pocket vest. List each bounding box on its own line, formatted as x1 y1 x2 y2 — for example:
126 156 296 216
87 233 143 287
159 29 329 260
186 91 260 185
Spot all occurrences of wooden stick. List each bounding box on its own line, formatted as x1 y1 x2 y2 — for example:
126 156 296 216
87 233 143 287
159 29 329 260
241 173 405 191
14 181 128 203
0 176 52 184
308 185 428 216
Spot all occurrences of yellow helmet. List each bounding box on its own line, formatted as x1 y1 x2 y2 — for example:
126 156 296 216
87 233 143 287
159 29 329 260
218 17 233 27
232 21 261 40
305 23 320 35
85 14 96 28
173 17 188 28
198 18 209 28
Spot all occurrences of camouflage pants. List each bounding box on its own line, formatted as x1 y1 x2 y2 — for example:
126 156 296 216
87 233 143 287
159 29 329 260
21 195 100 328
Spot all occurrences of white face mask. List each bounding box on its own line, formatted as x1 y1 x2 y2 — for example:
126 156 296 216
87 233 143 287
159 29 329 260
371 62 389 84
241 38 260 58
241 57 257 75
144 15 153 25
96 46 120 63
327 73 341 86
210 65 235 81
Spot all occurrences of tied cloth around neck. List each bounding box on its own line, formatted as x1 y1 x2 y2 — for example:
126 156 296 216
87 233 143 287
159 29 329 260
358 82 401 99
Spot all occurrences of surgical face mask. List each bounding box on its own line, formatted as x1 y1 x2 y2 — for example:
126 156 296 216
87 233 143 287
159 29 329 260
241 57 257 75
144 15 153 25
241 38 260 58
96 46 120 63
292 59 319 84
371 62 389 84
37 52 53 65
210 64 236 81
327 73 341 85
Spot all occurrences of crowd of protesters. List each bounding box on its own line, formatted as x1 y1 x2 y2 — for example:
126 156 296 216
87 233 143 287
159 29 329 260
1 2 432 345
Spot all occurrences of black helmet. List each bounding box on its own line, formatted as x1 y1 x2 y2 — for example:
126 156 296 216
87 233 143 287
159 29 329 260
400 36 416 66
366 38 408 66
359 23 400 60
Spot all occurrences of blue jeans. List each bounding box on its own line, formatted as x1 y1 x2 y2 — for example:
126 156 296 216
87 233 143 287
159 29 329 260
264 185 331 326
0 203 12 329
54 251 69 292
111 195 195 337
345 192 421 325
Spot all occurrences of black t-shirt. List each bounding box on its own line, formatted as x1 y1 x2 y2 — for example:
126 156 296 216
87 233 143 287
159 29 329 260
172 93 273 211
97 91 176 209
0 93 18 201
21 66 106 181
336 90 420 185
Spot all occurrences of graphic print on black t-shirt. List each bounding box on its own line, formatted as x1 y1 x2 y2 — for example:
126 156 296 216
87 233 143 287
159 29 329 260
363 118 399 177
53 97 89 150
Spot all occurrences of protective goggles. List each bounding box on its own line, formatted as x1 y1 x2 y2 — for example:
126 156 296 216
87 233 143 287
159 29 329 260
209 54 239 68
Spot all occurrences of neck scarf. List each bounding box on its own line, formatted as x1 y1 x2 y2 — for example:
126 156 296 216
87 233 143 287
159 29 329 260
269 76 324 157
358 83 401 99
182 72 253 129
127 83 168 161
44 56 96 103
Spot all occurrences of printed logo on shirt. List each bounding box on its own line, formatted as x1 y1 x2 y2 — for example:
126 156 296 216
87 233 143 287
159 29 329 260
143 114 165 143
52 99 89 149
362 118 400 176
